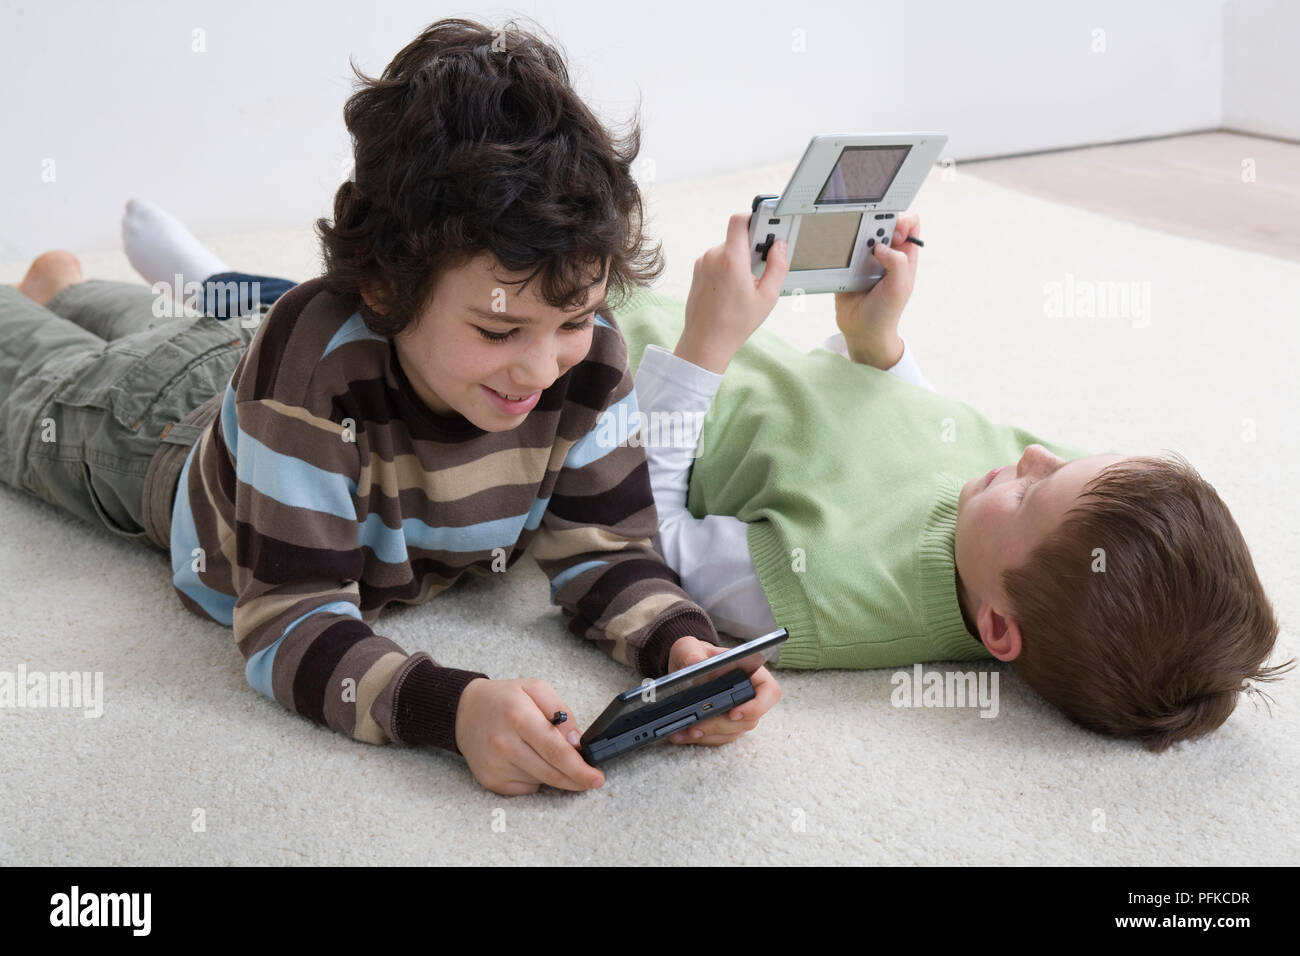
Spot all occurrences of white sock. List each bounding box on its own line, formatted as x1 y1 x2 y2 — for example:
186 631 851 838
121 198 230 289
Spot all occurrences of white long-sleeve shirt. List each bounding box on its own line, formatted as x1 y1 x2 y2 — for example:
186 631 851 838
636 332 936 640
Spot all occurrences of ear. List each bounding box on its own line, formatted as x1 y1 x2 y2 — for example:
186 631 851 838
976 600 1023 662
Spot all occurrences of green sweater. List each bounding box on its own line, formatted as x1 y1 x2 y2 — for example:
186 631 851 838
612 287 1092 669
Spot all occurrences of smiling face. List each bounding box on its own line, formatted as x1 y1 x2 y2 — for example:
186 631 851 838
379 253 609 432
954 444 1130 657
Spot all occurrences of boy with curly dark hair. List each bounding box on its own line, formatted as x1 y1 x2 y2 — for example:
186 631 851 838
0 17 784 796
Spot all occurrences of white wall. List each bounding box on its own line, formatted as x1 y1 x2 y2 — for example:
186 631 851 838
1223 0 1300 141
0 0 1230 260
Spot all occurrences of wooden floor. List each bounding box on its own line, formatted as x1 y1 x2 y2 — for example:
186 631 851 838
959 131 1300 263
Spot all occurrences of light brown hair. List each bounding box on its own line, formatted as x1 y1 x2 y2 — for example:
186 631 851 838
1002 452 1293 751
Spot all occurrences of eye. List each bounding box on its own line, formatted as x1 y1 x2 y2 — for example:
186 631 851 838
474 316 593 344
1015 480 1030 505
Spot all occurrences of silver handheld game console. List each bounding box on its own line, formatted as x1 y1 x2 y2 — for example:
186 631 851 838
749 132 947 296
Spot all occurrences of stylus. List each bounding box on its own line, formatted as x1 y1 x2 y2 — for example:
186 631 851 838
905 236 924 247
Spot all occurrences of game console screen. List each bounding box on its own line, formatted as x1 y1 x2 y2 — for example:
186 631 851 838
817 145 911 204
790 211 861 271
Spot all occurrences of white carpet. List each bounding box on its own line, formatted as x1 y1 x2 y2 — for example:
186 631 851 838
2 162 1297 865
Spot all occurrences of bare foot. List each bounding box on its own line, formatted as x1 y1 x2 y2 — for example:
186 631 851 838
17 250 84 306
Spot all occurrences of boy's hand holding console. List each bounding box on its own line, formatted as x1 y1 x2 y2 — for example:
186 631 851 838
453 631 786 796
579 630 788 765
833 209 924 369
452 622 787 797
454 132 943 796
752 131 939 369
681 131 941 374
748 131 942 297
661 633 784 748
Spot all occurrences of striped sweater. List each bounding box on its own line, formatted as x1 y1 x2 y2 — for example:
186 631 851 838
163 277 719 754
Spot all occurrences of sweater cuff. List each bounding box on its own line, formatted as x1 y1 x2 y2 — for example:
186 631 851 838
638 608 721 678
638 343 726 400
392 657 489 755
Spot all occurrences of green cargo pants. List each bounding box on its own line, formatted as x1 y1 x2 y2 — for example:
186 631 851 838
0 280 257 552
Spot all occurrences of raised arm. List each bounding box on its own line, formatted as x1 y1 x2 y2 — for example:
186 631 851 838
819 330 936 392
634 343 782 640
833 210 926 379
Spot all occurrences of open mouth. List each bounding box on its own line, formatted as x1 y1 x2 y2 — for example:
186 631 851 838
482 385 542 414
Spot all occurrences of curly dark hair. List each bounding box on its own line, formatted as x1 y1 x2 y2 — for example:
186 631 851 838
315 16 665 336
1002 452 1293 752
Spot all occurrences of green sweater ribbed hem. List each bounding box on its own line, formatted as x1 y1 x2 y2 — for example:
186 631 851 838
748 519 821 668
